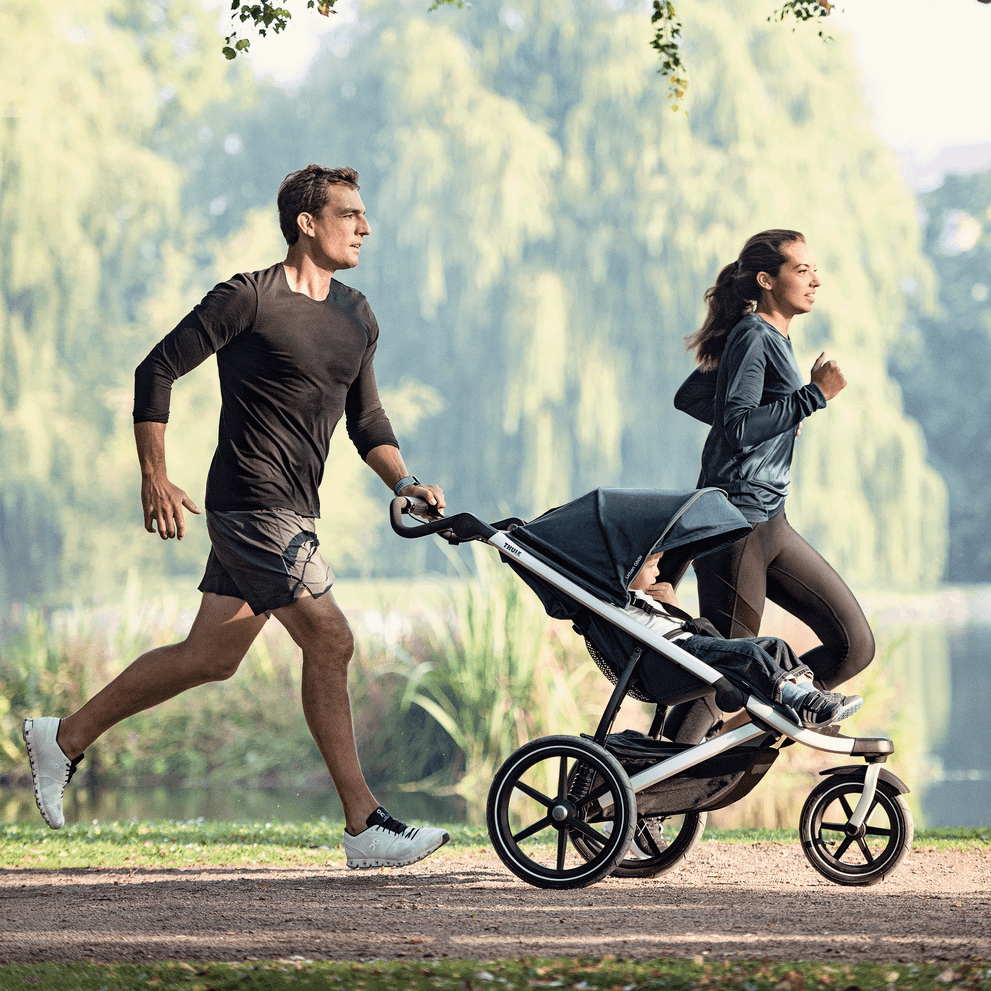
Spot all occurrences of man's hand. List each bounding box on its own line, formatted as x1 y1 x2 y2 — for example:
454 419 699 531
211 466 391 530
644 582 679 607
810 352 847 401
398 482 446 518
141 473 201 540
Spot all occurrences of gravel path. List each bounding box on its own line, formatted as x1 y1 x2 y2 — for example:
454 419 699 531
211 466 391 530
1 843 989 965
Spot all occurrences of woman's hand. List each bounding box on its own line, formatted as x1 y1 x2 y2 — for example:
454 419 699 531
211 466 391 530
811 352 847 401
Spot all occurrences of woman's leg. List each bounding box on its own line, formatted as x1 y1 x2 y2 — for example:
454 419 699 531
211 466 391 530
764 515 875 690
693 522 773 639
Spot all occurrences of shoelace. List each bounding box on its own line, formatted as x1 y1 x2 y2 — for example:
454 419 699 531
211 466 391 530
375 813 420 839
66 754 84 785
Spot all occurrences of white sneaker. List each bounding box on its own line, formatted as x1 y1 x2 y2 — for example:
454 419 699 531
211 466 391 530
22 717 83 830
343 807 449 869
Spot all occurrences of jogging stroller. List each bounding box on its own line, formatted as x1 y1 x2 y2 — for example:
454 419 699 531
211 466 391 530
390 487 913 890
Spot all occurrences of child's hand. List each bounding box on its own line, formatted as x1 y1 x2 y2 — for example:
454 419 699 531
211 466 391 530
644 582 679 607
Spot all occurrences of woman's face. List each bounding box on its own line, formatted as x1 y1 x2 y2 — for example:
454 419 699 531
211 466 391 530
758 240 821 318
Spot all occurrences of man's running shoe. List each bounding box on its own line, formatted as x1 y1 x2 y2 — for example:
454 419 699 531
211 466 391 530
343 806 449 869
22 717 84 830
796 691 863 729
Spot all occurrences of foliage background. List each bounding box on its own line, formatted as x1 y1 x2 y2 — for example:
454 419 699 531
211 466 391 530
0 0 954 611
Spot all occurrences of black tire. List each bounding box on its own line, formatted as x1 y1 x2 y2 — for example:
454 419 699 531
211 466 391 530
486 735 636 889
571 811 707 878
799 774 913 886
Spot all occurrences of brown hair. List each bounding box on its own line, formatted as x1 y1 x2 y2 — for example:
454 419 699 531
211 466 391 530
685 229 805 371
277 165 360 245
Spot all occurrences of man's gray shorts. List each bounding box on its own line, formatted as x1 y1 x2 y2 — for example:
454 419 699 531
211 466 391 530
198 509 334 616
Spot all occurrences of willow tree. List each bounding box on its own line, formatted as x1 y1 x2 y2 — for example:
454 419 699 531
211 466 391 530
0 0 236 607
892 167 991 582
233 0 944 587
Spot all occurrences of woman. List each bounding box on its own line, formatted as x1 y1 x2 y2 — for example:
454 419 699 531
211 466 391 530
670 229 874 741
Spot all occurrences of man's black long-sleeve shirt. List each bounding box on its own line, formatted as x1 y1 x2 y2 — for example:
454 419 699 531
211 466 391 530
133 263 399 517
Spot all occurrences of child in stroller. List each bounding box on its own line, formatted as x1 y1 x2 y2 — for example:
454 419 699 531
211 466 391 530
391 486 912 890
625 551 863 731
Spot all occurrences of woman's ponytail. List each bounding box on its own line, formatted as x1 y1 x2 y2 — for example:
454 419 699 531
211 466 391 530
685 229 805 371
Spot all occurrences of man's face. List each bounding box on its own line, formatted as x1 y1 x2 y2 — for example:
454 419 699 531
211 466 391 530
300 184 371 272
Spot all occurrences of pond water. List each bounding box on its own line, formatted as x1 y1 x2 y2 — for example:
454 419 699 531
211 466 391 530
917 623 991 827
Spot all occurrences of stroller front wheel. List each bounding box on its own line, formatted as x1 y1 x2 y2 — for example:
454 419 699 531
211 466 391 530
486 735 636 889
799 773 913 886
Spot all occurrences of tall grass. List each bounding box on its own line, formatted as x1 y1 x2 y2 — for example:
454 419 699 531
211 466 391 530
1 571 938 830
387 546 606 820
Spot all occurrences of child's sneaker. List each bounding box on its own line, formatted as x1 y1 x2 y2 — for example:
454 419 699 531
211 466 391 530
796 691 863 729
22 717 84 830
343 806 449 869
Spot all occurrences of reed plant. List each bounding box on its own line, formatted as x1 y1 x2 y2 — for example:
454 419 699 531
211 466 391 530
0 580 323 791
1 571 937 832
371 546 607 821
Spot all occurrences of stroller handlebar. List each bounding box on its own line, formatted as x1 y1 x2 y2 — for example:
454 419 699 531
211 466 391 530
389 496 500 544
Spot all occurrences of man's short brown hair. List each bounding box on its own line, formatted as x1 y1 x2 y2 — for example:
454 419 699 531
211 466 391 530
277 165 360 245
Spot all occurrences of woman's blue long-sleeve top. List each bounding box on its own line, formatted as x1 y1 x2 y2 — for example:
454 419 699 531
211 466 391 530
674 313 826 523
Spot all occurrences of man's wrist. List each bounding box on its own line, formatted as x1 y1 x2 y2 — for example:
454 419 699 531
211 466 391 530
393 474 420 496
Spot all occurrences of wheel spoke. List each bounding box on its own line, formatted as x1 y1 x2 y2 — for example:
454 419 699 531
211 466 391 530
513 815 553 843
569 818 609 845
556 823 570 870
834 835 855 860
557 755 570 797
854 835 877 863
512 779 554 807
572 779 618 815
865 824 894 838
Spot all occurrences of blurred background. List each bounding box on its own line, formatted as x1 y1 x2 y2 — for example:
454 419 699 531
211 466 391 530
1 0 989 831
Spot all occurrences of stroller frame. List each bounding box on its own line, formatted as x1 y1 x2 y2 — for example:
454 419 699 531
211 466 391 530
391 494 913 890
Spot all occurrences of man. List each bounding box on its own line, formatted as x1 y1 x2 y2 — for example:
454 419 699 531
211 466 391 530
23 165 450 869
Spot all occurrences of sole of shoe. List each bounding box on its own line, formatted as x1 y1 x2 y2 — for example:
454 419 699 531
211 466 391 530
22 719 65 830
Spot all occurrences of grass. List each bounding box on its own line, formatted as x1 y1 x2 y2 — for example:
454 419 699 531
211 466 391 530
0 955 989 991
0 818 987 870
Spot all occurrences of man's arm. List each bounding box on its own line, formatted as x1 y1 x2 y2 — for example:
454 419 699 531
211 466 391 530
364 444 445 516
134 420 202 540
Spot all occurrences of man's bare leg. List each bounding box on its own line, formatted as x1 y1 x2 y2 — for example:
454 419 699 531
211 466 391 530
272 590 379 836
57 593 268 759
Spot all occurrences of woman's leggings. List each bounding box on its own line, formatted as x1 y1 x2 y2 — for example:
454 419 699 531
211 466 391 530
692 509 875 690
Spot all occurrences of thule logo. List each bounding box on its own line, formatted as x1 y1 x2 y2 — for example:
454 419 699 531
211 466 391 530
504 544 522 557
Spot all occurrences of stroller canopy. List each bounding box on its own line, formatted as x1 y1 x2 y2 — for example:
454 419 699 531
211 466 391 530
507 487 751 619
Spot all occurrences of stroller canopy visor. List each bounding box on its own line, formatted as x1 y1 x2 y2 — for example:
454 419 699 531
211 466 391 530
508 488 752 617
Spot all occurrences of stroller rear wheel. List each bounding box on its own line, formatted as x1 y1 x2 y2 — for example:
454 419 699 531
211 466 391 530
486 735 636 889
570 811 707 878
799 773 913 886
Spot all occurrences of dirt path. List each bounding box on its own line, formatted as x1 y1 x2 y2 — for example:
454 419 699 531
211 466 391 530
1 843 989 966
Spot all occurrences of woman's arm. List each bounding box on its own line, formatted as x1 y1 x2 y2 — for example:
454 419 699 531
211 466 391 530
721 333 825 450
673 368 717 424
